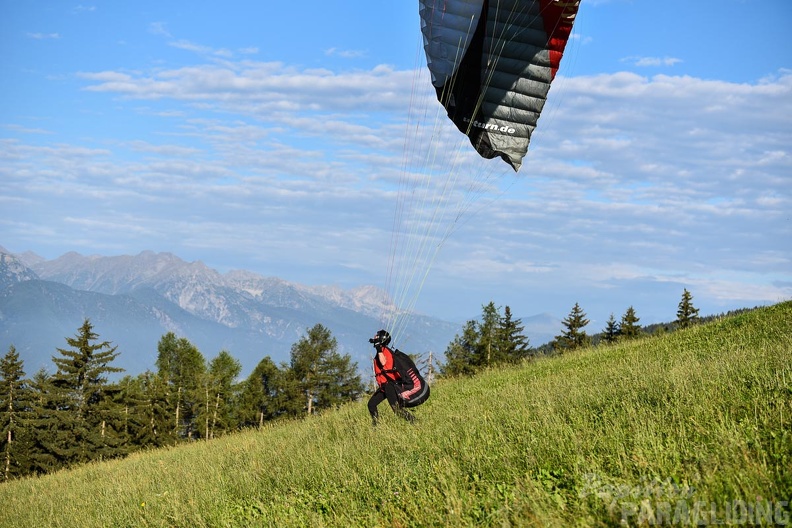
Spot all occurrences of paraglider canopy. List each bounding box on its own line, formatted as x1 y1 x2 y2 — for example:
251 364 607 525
419 0 580 171
381 1 580 341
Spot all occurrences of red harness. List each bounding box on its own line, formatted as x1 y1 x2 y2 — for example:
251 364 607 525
373 346 400 386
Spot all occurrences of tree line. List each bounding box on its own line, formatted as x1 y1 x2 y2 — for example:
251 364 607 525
549 288 701 353
0 322 363 481
440 289 702 375
1 288 705 481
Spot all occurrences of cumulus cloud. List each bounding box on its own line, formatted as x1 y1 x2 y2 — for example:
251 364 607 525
78 61 415 115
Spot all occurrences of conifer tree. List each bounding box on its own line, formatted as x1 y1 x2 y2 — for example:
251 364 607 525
47 319 126 465
0 345 33 481
442 303 532 375
133 371 175 448
554 302 590 352
499 306 531 363
479 302 503 367
619 306 642 339
286 324 363 416
201 350 242 439
155 332 206 440
441 320 480 376
26 369 60 474
603 313 620 344
236 357 286 427
91 379 128 460
113 374 157 450
676 288 700 328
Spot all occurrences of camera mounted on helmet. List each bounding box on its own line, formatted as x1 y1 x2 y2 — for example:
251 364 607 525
369 329 391 347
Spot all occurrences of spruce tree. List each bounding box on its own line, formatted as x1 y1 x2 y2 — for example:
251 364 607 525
441 320 480 376
47 319 126 465
620 306 642 339
676 288 700 329
26 369 60 474
441 302 533 376
499 306 531 363
603 313 620 344
554 302 590 352
0 345 33 480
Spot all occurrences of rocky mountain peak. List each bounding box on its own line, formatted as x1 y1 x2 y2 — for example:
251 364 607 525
0 251 39 289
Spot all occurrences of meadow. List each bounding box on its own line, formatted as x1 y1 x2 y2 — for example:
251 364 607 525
1 301 790 527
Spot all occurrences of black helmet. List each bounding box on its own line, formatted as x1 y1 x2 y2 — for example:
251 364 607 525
369 329 391 347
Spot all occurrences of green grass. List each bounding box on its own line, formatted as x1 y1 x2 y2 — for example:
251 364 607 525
2 302 791 527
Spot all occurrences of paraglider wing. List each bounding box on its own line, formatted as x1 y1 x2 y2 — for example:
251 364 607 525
419 0 579 171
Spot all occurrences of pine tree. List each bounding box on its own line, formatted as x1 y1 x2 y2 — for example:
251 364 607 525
620 306 642 339
442 302 532 376
46 319 126 466
113 374 158 451
499 306 531 363
156 333 206 440
479 302 503 367
315 350 363 411
286 324 363 416
133 371 175 448
676 288 700 329
441 320 480 376
0 345 34 480
554 302 590 352
236 357 286 428
603 313 620 344
201 350 242 439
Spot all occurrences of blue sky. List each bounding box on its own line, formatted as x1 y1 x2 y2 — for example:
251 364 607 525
2 0 791 332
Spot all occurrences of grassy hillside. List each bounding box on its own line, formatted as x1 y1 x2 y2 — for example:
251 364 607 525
2 302 790 527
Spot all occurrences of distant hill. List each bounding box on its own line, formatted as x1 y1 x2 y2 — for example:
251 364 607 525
1 247 563 378
518 312 561 348
0 247 461 378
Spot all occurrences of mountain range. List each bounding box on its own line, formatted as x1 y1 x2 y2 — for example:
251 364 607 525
0 246 561 379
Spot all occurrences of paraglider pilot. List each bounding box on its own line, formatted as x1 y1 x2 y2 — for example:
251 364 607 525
367 330 415 426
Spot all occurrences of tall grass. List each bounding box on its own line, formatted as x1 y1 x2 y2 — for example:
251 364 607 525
2 302 790 527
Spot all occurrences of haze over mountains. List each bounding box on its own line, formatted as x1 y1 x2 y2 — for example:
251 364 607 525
0 246 561 378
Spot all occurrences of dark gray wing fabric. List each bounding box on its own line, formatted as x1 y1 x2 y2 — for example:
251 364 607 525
419 0 579 171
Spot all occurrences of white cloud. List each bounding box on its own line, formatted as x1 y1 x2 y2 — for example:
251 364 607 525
3 57 790 322
325 47 368 59
78 61 415 114
2 124 54 135
148 22 172 38
26 32 61 40
621 56 683 67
